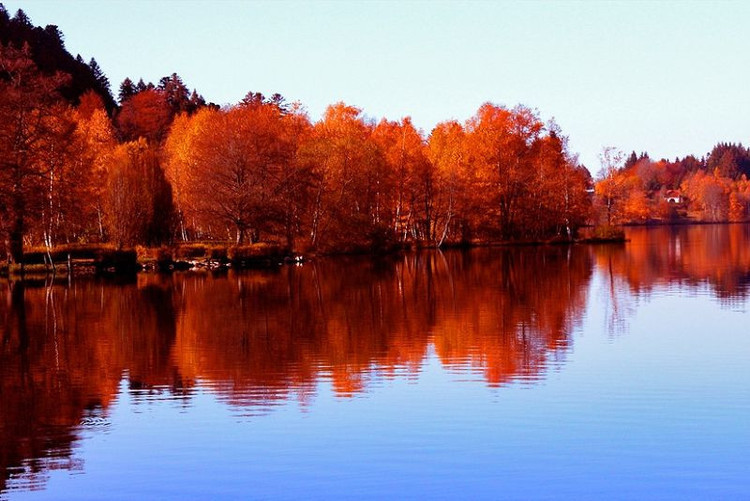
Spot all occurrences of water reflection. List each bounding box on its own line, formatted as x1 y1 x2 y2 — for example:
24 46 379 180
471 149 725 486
2 224 750 495
0 277 183 493
172 247 592 402
595 224 750 301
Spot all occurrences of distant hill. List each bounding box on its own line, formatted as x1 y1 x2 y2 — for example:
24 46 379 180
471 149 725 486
0 3 117 113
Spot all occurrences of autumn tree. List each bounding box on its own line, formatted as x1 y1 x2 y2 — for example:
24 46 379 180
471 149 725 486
104 139 174 247
681 169 730 222
0 43 72 262
163 108 215 240
275 103 313 249
373 117 433 242
72 92 117 239
29 91 119 247
427 120 471 245
594 147 627 225
35 106 82 248
116 88 172 143
166 96 313 247
185 100 298 244
301 103 389 250
622 182 650 222
465 103 544 239
530 128 592 237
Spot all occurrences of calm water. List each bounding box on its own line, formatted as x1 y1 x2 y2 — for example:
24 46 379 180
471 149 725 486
1 225 749 500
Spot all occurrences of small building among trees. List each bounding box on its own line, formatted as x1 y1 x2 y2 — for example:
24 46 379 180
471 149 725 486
665 190 682 204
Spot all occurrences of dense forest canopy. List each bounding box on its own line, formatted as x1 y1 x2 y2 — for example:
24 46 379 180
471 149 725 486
0 4 747 264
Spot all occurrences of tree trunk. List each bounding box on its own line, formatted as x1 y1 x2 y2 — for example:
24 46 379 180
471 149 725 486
10 281 28 351
9 212 24 265
179 212 187 241
285 213 295 251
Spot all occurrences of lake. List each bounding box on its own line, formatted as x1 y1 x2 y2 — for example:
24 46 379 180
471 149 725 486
1 225 749 500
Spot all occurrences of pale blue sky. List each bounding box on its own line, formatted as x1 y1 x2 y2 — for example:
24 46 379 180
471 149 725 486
5 0 749 171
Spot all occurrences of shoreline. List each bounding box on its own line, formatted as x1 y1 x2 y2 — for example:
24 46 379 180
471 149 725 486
0 232 631 279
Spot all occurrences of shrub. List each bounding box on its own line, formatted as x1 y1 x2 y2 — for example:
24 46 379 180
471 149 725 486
228 243 289 264
174 244 207 259
590 225 626 241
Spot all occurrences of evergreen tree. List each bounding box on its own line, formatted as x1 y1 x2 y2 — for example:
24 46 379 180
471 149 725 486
269 92 288 112
188 89 206 112
241 91 266 107
118 77 136 103
624 151 638 169
706 143 750 179
12 8 31 26
89 57 110 93
158 73 190 114
43 24 64 47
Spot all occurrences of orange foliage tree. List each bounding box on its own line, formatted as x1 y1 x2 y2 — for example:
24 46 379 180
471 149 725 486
104 139 174 247
681 169 729 222
531 128 592 238
36 92 118 246
301 103 389 251
427 120 471 245
0 43 72 262
459 104 589 240
465 104 543 239
166 98 304 244
163 108 216 240
116 88 172 143
373 117 433 242
73 95 118 239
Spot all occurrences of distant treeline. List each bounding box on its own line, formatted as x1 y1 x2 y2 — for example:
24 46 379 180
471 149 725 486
595 144 750 224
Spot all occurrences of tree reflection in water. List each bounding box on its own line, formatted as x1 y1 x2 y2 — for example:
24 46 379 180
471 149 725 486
4 224 750 493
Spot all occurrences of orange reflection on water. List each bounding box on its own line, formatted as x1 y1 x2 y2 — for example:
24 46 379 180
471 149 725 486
595 224 750 299
0 247 594 491
5 226 750 494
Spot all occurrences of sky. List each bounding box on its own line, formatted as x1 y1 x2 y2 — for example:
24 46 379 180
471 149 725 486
4 0 750 172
